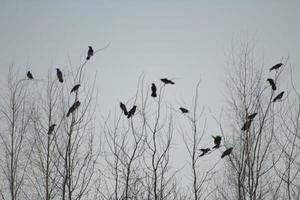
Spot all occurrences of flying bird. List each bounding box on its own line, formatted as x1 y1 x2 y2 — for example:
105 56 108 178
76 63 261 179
160 78 175 85
86 46 94 60
212 136 222 149
241 119 252 131
151 83 157 98
27 71 33 79
247 113 257 120
199 148 211 157
120 102 128 115
47 124 56 135
267 79 276 90
221 147 233 158
56 68 63 83
127 105 137 119
269 63 283 71
70 84 81 94
66 100 81 117
273 91 284 102
179 107 189 113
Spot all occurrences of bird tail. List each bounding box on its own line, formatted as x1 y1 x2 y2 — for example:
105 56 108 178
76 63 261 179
86 56 90 60
151 93 157 97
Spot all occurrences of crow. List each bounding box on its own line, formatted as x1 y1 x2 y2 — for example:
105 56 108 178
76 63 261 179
273 91 284 102
70 84 81 94
267 78 276 90
221 147 233 158
269 63 283 71
127 105 137 119
48 124 56 135
241 119 252 131
179 107 189 113
86 46 94 60
160 78 175 85
151 83 157 98
56 68 63 83
27 71 33 79
199 148 211 157
212 136 222 149
247 113 257 120
120 102 128 115
66 101 81 117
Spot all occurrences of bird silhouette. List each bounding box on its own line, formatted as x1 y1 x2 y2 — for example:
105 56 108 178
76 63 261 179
269 63 283 71
120 102 128 116
151 83 157 98
48 124 56 135
70 84 81 94
127 105 137 118
212 136 222 149
27 71 33 79
66 100 81 117
267 79 276 90
241 119 252 131
247 113 257 120
179 107 189 113
199 148 211 157
221 147 233 158
160 78 175 85
56 68 63 83
86 46 94 60
273 91 284 102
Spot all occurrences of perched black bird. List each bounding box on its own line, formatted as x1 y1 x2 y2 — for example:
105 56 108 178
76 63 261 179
221 147 233 158
269 63 283 71
27 71 33 79
127 105 137 119
70 84 81 94
48 124 56 135
56 68 63 83
273 91 284 102
179 107 189 113
212 136 222 149
66 101 81 117
120 102 128 115
86 46 94 60
151 83 157 98
199 148 211 157
160 78 175 85
247 113 257 120
267 79 276 90
241 119 252 131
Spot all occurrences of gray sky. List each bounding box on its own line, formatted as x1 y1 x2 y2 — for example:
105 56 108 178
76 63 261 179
1 0 300 187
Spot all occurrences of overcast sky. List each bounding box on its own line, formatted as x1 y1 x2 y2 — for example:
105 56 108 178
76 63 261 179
1 0 299 185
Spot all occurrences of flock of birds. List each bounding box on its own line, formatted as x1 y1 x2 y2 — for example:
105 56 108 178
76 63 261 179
119 62 285 160
26 46 95 135
25 49 285 159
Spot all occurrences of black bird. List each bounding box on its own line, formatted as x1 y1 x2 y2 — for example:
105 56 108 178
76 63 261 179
151 83 157 98
247 113 257 120
273 91 284 102
70 84 81 94
66 101 81 117
269 63 283 71
120 102 128 116
47 124 56 135
267 78 276 90
241 119 252 131
86 46 94 60
221 147 233 158
212 136 222 149
56 68 63 83
160 78 175 85
127 105 137 119
179 107 189 113
199 148 211 157
27 71 33 79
